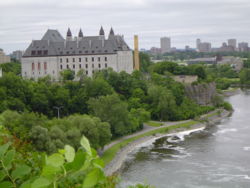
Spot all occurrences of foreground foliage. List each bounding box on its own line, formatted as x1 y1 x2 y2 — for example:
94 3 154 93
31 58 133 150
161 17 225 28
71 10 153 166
0 129 150 188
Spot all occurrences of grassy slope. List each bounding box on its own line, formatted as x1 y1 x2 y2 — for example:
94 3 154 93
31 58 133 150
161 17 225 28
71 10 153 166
145 121 164 127
101 120 197 165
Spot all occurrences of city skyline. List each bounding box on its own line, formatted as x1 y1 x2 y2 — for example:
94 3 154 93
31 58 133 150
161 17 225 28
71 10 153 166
1 0 250 53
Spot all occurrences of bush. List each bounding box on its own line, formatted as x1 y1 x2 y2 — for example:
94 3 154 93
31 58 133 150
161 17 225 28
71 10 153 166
222 102 233 111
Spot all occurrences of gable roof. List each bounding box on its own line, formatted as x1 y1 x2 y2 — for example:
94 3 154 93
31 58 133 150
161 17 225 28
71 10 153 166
23 29 131 57
41 29 65 42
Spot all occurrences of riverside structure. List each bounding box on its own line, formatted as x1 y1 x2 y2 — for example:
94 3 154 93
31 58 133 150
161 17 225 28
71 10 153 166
21 27 134 80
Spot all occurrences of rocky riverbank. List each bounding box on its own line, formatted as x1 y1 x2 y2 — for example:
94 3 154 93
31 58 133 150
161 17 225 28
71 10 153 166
221 88 241 97
104 109 231 176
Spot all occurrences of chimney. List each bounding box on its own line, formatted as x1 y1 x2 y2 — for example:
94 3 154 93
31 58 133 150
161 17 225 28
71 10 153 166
134 35 140 71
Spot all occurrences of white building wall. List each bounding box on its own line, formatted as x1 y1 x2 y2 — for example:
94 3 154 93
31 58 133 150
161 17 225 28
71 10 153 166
22 52 134 80
22 56 59 80
117 51 133 74
58 54 118 77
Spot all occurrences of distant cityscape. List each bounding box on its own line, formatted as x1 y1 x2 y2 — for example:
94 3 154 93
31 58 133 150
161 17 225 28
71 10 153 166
1 36 250 64
145 37 250 55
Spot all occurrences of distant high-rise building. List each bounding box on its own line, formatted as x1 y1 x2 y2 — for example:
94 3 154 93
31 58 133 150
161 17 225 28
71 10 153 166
150 47 161 55
228 39 237 49
238 42 249 52
199 42 211 53
218 42 234 52
196 39 201 50
160 37 171 54
196 39 211 52
11 50 24 61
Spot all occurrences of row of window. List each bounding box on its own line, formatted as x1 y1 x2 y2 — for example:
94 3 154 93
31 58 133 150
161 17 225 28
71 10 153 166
60 63 108 70
60 56 108 63
31 50 48 55
32 62 47 71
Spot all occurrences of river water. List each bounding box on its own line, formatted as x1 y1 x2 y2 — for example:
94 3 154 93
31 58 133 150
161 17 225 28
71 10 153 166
120 90 250 188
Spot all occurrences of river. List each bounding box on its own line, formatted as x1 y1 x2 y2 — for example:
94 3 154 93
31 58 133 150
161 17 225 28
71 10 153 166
120 90 250 188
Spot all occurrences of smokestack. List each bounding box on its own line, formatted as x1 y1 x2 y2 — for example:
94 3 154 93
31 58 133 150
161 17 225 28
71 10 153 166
134 35 140 71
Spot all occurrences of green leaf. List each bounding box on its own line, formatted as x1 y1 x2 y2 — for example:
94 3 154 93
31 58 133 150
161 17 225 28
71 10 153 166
58 149 65 155
31 177 52 188
0 181 13 188
92 158 104 169
80 136 92 156
0 143 10 158
42 165 61 178
20 180 31 188
11 164 31 180
82 168 102 188
0 170 6 181
64 145 75 163
65 150 86 171
46 153 64 167
3 150 15 168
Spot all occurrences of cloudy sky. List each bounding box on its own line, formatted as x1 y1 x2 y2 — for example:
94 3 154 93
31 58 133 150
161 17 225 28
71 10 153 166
1 0 250 54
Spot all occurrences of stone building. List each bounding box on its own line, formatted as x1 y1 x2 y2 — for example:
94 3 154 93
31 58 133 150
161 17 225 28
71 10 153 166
21 27 134 80
0 49 11 64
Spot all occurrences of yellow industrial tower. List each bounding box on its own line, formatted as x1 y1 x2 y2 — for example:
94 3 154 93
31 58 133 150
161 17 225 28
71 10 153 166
134 35 140 70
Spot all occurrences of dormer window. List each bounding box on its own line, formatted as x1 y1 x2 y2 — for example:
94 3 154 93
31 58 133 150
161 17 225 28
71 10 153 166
31 51 36 55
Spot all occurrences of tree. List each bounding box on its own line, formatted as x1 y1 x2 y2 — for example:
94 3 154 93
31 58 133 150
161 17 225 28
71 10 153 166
240 68 250 84
60 69 75 81
139 52 153 72
194 66 207 80
84 77 114 98
88 94 133 137
0 62 21 75
148 85 177 121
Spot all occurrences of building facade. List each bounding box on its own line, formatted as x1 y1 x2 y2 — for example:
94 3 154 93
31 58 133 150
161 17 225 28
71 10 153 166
238 42 249 52
22 27 134 80
11 50 24 61
0 49 10 64
160 37 171 54
196 39 211 52
228 39 237 49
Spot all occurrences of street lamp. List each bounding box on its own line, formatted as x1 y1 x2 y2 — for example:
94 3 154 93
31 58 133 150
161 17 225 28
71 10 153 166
53 106 63 119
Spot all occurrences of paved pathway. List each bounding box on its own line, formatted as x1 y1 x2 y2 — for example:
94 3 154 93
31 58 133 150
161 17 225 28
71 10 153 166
102 109 221 153
102 119 190 153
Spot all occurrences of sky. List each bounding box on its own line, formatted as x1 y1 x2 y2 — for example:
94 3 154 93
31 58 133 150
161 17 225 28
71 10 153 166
1 0 250 54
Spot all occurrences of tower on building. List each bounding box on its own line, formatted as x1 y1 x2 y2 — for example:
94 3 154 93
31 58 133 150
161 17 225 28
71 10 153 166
78 28 83 40
66 28 72 41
